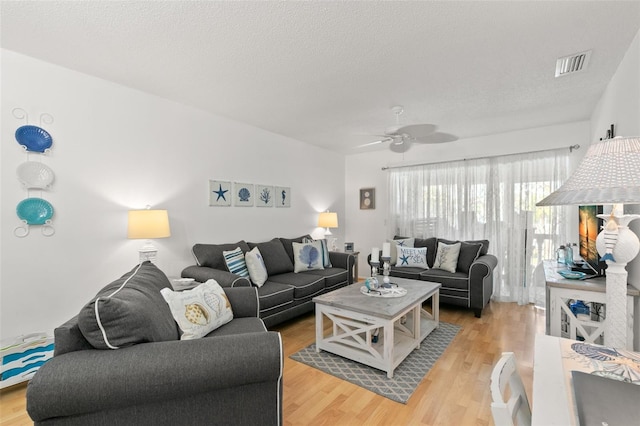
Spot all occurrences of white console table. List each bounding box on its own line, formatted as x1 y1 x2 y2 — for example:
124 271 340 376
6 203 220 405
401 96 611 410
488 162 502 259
544 261 639 350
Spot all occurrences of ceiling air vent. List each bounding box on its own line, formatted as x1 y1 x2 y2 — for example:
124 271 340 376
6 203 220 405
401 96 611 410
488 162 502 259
555 50 591 77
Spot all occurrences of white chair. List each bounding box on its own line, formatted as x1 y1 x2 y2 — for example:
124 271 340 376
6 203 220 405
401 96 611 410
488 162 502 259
490 352 532 426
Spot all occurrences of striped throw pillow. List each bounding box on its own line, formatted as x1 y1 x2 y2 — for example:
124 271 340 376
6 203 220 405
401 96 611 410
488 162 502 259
223 247 249 277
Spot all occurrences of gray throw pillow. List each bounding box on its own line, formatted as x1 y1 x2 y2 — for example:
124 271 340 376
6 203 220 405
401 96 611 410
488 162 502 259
438 238 487 273
78 262 180 350
249 238 294 276
279 235 312 263
457 242 483 274
192 241 251 269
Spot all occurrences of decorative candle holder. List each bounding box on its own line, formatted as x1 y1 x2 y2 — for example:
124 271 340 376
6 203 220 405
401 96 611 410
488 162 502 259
370 261 380 279
381 256 391 286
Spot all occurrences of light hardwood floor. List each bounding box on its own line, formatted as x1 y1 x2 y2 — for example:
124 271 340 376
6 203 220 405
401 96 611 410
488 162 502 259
0 300 545 426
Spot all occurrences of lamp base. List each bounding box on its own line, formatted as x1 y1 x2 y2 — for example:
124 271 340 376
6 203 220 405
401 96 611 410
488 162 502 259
595 213 640 349
138 241 158 263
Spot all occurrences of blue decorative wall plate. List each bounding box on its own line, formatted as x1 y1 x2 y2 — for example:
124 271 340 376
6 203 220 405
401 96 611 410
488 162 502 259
15 125 53 153
16 198 54 225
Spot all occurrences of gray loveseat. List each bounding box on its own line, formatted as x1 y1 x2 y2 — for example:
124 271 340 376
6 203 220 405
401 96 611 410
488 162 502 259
369 237 498 318
181 235 356 328
27 262 283 426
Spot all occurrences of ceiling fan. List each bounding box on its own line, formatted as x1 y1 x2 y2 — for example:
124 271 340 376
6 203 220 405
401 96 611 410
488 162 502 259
357 105 457 152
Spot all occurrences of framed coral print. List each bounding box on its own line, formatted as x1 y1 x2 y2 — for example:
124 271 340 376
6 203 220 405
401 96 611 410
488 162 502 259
209 180 231 206
255 185 274 207
275 186 291 207
233 182 254 206
360 188 375 210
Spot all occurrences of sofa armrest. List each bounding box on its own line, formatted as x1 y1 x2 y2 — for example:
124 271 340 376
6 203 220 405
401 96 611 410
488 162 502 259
27 331 283 422
224 286 260 318
328 251 356 284
468 254 498 316
181 265 251 287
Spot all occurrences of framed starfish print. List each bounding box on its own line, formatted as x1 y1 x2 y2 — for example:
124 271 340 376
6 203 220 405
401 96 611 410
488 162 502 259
209 180 231 206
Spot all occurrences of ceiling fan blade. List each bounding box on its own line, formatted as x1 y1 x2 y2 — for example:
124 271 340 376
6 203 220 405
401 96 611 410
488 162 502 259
396 124 437 138
414 132 459 144
355 137 392 148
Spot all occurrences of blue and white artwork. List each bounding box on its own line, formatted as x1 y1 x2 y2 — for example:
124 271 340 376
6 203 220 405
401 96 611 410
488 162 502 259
256 185 274 207
209 180 231 206
233 182 254 207
275 186 291 208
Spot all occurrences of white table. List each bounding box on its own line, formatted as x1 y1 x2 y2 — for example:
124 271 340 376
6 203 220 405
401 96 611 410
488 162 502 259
532 334 574 426
313 278 440 378
532 334 640 426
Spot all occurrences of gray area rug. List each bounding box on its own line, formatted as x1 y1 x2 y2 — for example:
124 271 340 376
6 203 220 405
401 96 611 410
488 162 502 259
290 322 461 404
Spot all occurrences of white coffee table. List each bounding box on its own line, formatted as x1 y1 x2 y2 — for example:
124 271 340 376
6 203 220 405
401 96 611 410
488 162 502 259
313 277 440 378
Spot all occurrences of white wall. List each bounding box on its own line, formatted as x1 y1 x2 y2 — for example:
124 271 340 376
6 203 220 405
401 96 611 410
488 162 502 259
344 121 589 274
0 50 345 340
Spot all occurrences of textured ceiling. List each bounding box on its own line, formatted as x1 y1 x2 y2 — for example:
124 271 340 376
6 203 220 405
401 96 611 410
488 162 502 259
2 1 639 154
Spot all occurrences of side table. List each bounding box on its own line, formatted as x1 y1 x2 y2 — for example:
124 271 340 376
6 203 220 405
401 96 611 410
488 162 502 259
345 250 360 282
543 261 639 350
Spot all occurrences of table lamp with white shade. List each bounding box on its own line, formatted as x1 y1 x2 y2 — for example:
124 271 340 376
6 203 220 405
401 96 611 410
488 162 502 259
318 211 339 251
537 136 640 349
127 208 171 263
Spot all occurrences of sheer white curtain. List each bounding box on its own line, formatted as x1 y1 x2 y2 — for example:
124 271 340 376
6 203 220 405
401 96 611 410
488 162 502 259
388 148 571 304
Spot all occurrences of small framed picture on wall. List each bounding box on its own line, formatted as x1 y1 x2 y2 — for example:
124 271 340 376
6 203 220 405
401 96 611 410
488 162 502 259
275 186 291 207
209 180 232 206
256 185 274 207
233 182 254 207
360 188 375 210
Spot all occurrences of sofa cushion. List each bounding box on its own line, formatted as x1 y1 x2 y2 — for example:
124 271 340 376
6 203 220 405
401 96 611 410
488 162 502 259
419 268 470 290
432 241 461 273
256 282 295 311
389 266 423 280
267 272 325 300
438 238 487 273
192 241 250 269
249 238 294 275
245 247 268 287
395 246 428 268
78 262 180 350
161 279 234 340
292 241 324 272
223 247 249 277
303 267 349 289
279 235 311 263
414 237 438 267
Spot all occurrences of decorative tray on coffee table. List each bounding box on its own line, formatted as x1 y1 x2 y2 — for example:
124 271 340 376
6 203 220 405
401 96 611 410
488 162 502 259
360 286 407 298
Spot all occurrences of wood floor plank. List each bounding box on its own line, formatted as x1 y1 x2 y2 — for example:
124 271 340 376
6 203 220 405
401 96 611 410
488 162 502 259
0 301 545 426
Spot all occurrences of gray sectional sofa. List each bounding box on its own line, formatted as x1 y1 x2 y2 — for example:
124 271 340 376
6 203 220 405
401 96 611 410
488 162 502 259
27 262 283 426
181 235 356 327
369 236 498 318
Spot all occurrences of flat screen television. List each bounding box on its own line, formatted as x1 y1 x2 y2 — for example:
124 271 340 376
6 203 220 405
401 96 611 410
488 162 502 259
578 205 605 276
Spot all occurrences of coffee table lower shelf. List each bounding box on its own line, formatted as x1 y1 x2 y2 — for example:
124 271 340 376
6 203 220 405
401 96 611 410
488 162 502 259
315 290 439 379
